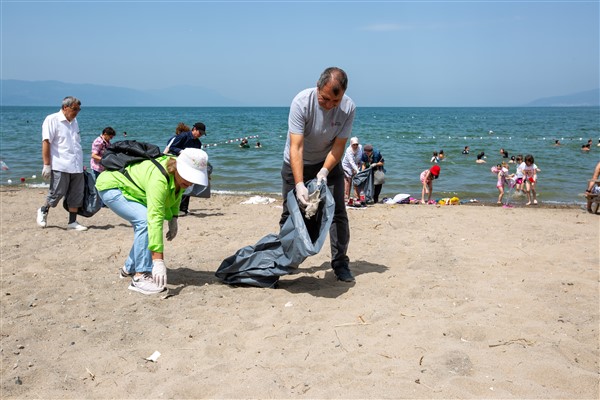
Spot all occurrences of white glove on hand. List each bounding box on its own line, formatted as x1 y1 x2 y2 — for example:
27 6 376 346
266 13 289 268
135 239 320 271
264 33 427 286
295 182 309 208
316 167 329 186
166 218 178 241
42 165 52 181
152 259 167 289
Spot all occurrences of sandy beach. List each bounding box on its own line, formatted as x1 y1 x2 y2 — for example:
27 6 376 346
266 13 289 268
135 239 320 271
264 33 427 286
1 187 598 399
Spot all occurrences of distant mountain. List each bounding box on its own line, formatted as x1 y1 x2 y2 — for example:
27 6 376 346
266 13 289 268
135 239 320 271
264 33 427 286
0 79 243 107
526 88 599 107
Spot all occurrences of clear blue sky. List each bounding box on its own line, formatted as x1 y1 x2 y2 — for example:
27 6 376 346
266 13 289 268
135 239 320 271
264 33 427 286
2 0 598 106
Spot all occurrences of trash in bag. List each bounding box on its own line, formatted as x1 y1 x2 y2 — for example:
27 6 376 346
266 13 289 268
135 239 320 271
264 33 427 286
352 168 374 204
215 179 334 288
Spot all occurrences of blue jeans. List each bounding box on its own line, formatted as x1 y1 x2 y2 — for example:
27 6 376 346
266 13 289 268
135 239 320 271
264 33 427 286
98 188 151 274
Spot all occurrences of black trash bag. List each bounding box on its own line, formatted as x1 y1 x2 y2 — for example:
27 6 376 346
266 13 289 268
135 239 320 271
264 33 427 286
352 168 375 203
215 179 334 288
62 169 102 218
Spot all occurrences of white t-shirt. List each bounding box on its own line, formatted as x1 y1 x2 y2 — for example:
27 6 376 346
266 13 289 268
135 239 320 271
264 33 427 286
520 162 538 179
283 87 355 165
42 109 83 173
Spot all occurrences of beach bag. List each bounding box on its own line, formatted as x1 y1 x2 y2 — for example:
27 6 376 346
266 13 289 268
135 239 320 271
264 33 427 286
101 140 169 188
62 169 102 218
215 179 334 288
374 169 385 185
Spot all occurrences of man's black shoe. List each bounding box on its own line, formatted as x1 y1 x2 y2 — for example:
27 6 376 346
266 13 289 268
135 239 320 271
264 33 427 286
333 265 355 282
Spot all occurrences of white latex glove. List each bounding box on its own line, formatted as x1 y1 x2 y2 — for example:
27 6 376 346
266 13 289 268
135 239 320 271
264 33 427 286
316 167 329 186
295 182 309 208
42 165 52 181
152 259 167 289
166 218 178 241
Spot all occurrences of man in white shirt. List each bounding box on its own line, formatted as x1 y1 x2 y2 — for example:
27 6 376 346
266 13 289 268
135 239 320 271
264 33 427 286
280 67 356 282
36 96 88 231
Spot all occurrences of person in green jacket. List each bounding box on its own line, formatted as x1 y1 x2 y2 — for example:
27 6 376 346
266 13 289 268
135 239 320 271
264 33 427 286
96 148 209 295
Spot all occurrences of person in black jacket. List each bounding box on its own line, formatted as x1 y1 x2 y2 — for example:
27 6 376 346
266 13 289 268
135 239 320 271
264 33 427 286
164 122 206 215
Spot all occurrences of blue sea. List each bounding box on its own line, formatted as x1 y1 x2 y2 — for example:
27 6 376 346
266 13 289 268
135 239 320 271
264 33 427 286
1 106 598 205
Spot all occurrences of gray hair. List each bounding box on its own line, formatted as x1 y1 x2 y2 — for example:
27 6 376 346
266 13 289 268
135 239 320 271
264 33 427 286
62 96 81 109
317 67 348 96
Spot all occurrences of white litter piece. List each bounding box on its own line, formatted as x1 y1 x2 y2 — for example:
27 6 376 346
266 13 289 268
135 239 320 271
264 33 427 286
304 188 321 218
145 351 161 362
284 301 293 308
240 196 276 205
384 193 411 204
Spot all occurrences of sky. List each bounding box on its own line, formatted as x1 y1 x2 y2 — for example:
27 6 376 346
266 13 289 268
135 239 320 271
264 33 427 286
1 0 598 107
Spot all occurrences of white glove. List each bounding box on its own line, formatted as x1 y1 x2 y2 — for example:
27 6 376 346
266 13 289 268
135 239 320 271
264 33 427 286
316 167 329 186
166 218 178 241
295 182 309 208
42 165 52 180
152 259 167 289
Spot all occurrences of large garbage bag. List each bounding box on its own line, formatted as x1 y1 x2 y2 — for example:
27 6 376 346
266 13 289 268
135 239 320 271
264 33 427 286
215 179 334 288
352 168 375 204
63 169 102 218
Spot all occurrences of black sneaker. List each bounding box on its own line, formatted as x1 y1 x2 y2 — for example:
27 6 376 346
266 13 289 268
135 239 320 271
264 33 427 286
333 264 355 282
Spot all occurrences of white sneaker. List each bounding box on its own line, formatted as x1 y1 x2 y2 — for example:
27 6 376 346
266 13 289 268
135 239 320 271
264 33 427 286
128 273 165 295
37 208 48 228
67 221 88 231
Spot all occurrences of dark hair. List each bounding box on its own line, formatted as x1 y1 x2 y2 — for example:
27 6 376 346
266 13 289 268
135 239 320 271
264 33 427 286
524 154 534 163
317 67 348 95
477 152 485 159
102 126 116 136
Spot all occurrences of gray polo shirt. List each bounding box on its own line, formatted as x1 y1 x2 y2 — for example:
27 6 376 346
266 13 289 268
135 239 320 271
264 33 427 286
283 87 355 165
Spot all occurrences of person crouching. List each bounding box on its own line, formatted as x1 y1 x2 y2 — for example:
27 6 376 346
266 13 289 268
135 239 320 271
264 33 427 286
95 148 209 295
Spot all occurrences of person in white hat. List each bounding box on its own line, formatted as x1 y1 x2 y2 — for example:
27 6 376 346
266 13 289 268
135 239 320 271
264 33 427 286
96 148 209 295
341 137 363 203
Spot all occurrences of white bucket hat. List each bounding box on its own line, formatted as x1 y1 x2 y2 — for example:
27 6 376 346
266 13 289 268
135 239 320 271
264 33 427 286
176 148 209 186
350 137 359 145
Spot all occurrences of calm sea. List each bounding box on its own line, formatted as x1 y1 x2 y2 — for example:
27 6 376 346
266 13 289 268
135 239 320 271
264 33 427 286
1 106 598 205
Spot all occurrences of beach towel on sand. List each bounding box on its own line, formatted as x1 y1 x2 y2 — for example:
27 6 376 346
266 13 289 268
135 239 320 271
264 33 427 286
215 179 334 288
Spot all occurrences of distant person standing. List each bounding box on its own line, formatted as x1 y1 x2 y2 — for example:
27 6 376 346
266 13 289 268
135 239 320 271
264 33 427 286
341 137 363 203
280 66 356 282
361 144 385 204
36 96 88 231
90 127 116 179
164 122 206 215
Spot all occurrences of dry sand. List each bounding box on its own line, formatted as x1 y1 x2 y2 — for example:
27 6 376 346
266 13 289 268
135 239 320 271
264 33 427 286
1 187 598 399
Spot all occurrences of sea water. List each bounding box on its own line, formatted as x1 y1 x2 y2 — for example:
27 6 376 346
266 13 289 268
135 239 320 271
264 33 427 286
1 106 598 204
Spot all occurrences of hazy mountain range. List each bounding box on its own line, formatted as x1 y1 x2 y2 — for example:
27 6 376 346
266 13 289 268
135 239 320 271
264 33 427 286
1 79 598 107
0 80 243 107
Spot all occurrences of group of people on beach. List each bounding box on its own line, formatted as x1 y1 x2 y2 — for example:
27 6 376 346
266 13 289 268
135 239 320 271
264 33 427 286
33 67 600 297
35 67 358 295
